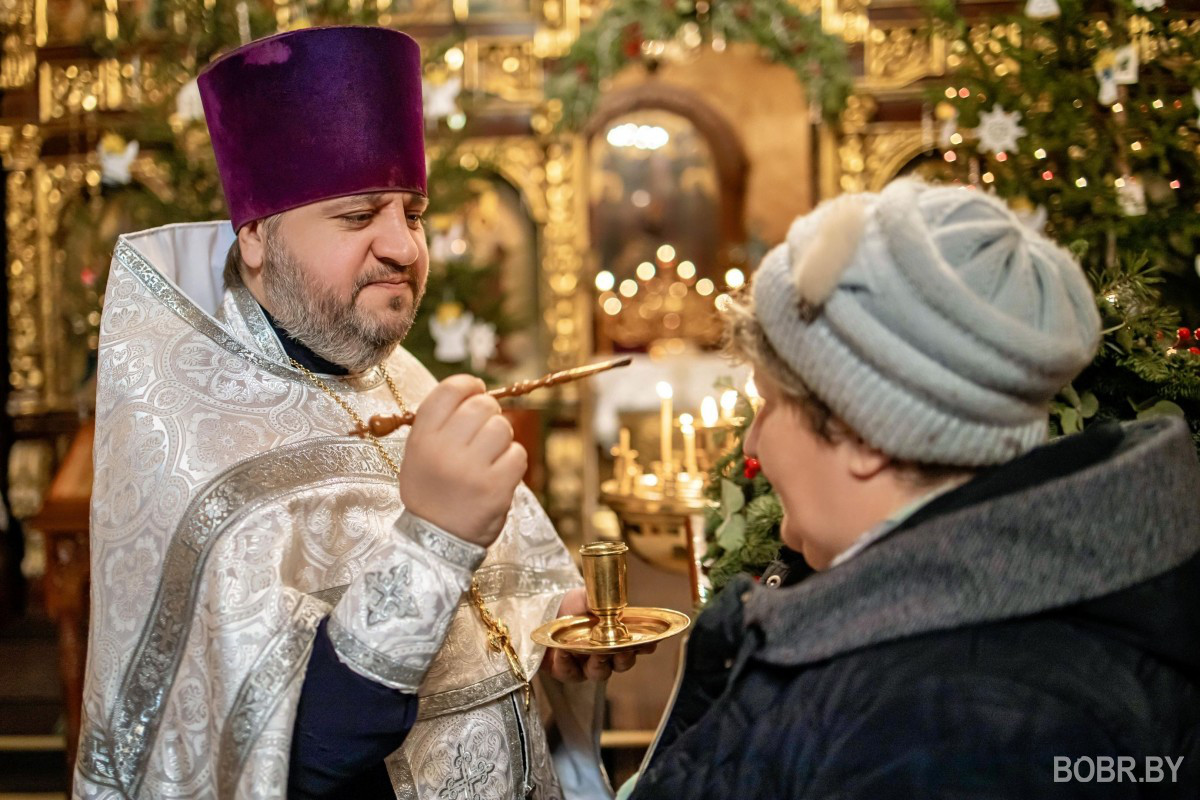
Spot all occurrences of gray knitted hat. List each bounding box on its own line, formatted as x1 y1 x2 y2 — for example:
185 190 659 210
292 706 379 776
751 179 1101 466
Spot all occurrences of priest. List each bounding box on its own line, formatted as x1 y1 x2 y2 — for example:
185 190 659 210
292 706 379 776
76 26 625 799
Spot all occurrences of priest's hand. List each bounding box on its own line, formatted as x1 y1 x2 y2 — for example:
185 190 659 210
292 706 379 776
540 587 657 682
401 374 526 549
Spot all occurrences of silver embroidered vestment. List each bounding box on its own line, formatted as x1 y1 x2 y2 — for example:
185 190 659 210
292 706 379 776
77 222 608 800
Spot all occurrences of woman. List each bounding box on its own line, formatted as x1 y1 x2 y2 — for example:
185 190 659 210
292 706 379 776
628 179 1200 799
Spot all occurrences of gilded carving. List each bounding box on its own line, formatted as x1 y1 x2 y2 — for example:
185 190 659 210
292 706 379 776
468 37 542 105
836 94 875 194
1 27 36 89
542 138 587 371
864 125 931 191
34 160 90 410
864 25 945 89
0 0 36 93
6 124 42 412
440 135 585 374
821 0 869 43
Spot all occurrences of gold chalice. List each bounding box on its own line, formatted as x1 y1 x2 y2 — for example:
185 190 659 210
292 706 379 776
531 541 690 655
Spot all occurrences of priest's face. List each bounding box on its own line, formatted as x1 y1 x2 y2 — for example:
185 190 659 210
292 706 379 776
248 191 430 372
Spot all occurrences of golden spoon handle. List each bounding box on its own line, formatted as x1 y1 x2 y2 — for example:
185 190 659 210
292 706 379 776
352 356 632 438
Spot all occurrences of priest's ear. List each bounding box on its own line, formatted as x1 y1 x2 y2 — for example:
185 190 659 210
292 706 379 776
236 218 269 273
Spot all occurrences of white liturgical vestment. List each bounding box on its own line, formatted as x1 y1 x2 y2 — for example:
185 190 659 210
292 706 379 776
76 222 607 799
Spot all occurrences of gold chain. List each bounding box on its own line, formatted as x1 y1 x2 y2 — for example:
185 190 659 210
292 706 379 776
470 579 532 709
291 358 530 708
290 359 406 478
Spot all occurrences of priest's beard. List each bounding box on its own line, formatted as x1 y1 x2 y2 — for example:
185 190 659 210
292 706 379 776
260 233 425 373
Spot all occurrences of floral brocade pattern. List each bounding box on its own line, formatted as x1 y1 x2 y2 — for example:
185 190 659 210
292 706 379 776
77 224 584 800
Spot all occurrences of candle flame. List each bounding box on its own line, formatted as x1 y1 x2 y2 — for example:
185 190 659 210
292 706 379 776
679 412 693 427
719 389 738 412
700 396 718 426
656 381 673 399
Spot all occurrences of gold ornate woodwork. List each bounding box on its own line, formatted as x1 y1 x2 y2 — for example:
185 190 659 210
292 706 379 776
0 0 35 88
4 122 49 413
34 160 91 408
864 24 945 90
834 93 876 194
541 137 589 373
819 1 959 200
864 124 932 191
467 37 542 105
821 0 869 43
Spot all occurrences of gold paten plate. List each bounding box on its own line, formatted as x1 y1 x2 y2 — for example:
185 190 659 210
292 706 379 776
531 607 691 655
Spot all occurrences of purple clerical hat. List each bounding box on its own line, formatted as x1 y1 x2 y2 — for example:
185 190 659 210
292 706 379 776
199 26 426 231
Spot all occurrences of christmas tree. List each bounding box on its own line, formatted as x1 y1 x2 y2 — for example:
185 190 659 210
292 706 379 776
705 0 1200 593
926 0 1200 443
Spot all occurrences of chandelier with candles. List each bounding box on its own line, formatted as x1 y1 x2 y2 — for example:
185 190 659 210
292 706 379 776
593 243 751 354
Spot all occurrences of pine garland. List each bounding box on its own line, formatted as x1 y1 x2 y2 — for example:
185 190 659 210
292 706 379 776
545 0 852 130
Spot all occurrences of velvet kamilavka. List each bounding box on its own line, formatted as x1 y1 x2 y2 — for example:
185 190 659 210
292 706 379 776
199 26 427 231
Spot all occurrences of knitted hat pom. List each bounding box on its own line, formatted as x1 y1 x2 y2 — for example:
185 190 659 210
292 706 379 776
788 195 869 308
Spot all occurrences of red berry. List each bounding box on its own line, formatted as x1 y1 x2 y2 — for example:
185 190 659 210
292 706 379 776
622 23 643 59
1178 327 1192 340
1190 347 1200 356
743 457 761 480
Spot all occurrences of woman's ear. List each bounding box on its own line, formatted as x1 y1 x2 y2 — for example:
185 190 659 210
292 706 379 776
845 436 890 481
237 220 267 273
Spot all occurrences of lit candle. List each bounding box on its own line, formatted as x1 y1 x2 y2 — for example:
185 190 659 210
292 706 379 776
680 413 697 475
745 376 760 410
615 426 635 493
656 381 674 472
719 389 738 421
700 396 718 428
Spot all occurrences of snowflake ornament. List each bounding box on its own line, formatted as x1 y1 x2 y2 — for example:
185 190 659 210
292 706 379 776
974 105 1026 155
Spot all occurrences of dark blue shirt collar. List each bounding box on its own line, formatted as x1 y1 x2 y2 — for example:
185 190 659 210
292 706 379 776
258 302 350 376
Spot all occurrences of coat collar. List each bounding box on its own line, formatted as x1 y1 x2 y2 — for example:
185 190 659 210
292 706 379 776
743 418 1200 667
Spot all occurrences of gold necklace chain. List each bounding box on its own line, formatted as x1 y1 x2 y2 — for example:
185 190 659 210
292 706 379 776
290 359 407 477
469 578 532 709
290 358 530 708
